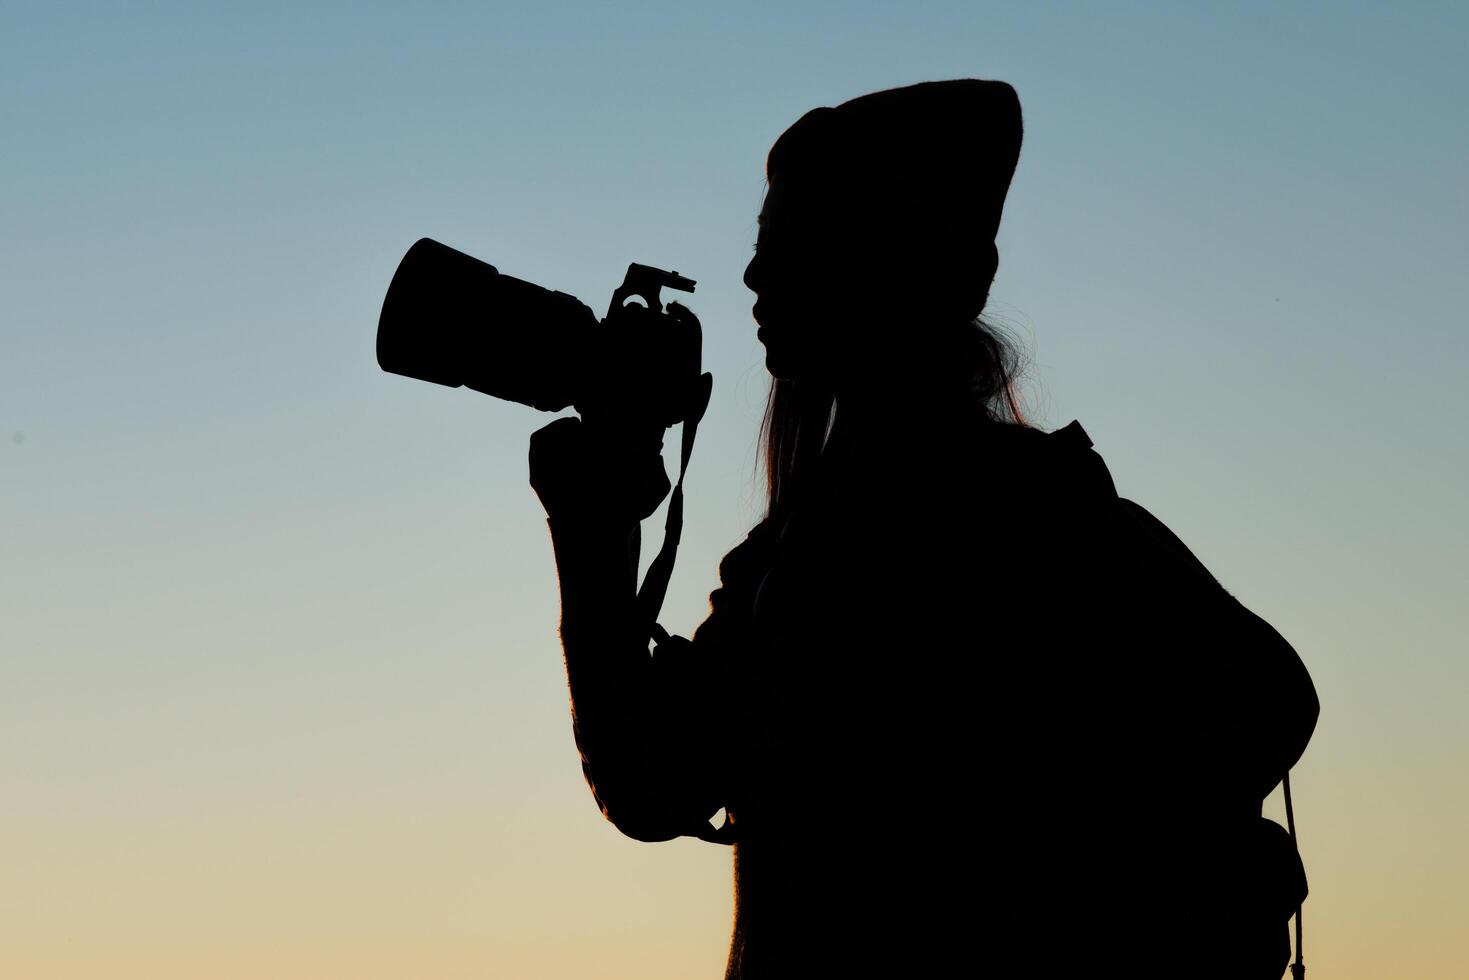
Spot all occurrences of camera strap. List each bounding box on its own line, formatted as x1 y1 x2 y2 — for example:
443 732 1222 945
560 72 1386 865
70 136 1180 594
635 374 713 637
637 383 740 847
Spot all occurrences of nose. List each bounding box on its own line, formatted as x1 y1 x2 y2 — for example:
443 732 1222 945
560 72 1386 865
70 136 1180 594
743 250 761 295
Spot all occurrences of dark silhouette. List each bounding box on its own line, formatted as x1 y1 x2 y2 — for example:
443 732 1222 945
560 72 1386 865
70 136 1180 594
528 79 1319 979
378 237 709 436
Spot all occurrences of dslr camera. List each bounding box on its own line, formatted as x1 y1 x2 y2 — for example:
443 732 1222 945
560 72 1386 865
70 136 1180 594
377 238 711 433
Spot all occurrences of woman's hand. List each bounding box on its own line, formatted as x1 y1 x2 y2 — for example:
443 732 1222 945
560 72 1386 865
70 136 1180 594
529 415 671 523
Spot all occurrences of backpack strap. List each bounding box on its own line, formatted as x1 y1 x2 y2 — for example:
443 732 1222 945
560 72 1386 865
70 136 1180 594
1050 417 1093 450
1046 418 1120 501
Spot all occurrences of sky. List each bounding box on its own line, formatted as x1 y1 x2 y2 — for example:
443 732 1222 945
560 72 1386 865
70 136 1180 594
3 1 1467 977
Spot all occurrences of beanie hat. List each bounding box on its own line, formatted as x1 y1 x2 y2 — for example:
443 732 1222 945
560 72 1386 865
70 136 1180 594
766 79 1023 254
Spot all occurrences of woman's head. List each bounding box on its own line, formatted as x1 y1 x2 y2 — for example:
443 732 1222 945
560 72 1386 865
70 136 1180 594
748 79 1029 517
744 79 1023 388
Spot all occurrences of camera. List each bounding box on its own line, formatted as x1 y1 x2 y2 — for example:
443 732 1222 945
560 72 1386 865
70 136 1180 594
377 238 709 430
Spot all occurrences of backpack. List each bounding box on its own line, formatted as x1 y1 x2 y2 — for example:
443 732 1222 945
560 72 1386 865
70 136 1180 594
1043 419 1318 979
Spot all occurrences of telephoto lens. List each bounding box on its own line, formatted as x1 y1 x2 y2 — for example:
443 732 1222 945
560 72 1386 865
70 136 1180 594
377 238 600 412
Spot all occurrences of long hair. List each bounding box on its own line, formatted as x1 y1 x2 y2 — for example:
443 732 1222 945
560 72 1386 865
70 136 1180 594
757 313 1028 521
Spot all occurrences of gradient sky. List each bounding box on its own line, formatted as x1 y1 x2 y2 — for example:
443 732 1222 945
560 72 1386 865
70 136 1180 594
4 2 1466 977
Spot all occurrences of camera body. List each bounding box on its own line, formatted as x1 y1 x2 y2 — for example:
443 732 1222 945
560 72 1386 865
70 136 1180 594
377 238 706 430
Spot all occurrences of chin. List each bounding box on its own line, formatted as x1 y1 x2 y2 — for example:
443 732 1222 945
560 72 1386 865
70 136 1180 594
762 348 799 381
765 349 822 383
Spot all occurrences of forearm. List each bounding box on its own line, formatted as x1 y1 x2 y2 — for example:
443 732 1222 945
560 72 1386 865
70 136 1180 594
546 514 693 840
547 513 650 712
531 407 730 841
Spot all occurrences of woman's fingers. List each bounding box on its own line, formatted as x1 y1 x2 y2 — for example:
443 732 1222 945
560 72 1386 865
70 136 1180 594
530 414 670 522
666 299 700 328
529 416 588 512
529 416 584 473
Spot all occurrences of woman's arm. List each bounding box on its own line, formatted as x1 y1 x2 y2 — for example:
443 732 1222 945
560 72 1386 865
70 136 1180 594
532 417 729 842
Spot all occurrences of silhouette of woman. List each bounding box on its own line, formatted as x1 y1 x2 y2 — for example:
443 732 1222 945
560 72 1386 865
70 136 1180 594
529 80 1318 979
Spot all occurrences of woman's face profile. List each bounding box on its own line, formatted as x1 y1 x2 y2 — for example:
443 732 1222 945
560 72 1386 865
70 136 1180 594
743 179 851 382
744 177 911 384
